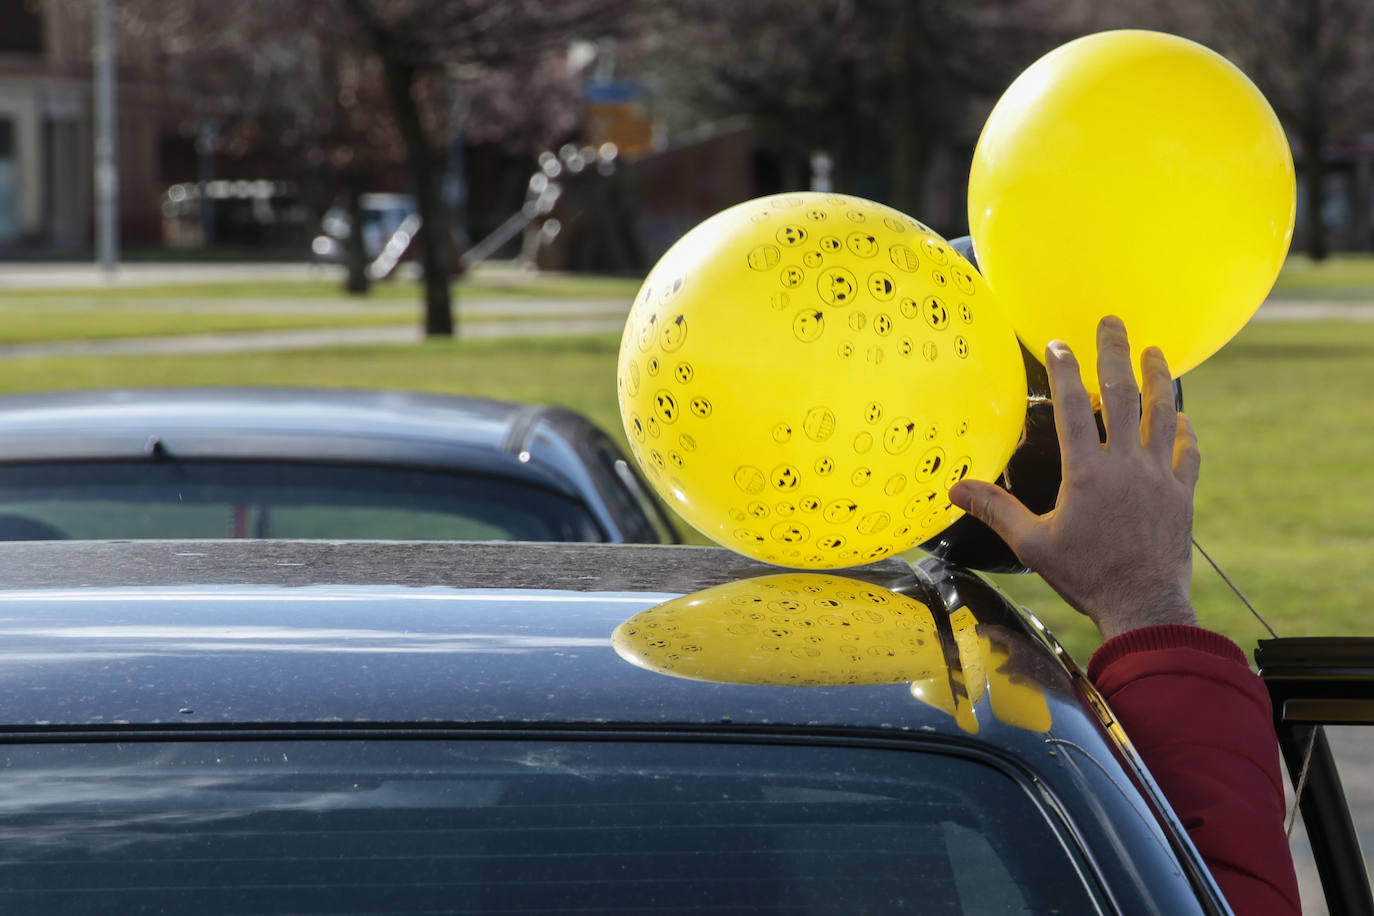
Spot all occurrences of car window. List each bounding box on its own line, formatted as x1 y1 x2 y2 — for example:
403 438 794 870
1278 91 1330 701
0 738 1101 915
1289 726 1374 916
0 461 604 542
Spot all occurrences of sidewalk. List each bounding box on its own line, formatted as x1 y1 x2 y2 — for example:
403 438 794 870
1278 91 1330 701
0 316 630 359
0 259 528 289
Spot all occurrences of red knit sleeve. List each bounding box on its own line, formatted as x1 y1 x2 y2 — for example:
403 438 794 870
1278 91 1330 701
1088 624 1301 915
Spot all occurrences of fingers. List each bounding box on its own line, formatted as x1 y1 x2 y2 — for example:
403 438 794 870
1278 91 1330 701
1044 340 1098 472
1096 315 1141 448
1139 345 1178 461
949 479 1040 556
1173 412 1201 490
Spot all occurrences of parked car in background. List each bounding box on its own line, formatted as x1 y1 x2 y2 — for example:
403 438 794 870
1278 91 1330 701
0 538 1235 914
310 192 418 263
0 388 677 544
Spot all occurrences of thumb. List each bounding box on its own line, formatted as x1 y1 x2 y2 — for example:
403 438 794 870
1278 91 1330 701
949 479 1039 553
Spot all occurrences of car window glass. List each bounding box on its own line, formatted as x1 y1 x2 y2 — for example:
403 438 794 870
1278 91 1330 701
1289 725 1374 915
0 461 604 542
0 738 1100 915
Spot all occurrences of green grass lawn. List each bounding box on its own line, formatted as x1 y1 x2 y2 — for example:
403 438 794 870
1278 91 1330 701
0 274 642 303
0 317 1366 663
1272 253 1374 298
0 271 638 342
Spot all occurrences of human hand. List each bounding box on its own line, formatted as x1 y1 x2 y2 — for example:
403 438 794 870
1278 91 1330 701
949 316 1200 641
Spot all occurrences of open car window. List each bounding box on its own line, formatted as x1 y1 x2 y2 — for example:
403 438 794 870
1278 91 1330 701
0 461 605 542
1257 637 1374 916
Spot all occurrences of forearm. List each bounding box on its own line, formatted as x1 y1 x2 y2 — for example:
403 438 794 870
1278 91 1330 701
1089 624 1300 915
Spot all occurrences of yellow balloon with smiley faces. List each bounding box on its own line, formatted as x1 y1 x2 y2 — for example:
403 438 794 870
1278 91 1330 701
617 192 1026 569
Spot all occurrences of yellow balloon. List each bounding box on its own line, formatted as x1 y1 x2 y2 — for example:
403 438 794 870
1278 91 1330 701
967 30 1295 391
611 574 1051 734
617 192 1027 568
611 574 948 687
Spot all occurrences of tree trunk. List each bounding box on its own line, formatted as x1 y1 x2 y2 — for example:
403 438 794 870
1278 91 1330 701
378 56 454 336
1303 126 1328 262
887 0 920 218
342 171 371 295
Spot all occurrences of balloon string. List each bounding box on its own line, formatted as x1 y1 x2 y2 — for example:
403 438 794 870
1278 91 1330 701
1286 727 1319 838
1191 536 1278 638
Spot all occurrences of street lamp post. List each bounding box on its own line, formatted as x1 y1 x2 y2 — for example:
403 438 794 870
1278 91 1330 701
93 0 120 272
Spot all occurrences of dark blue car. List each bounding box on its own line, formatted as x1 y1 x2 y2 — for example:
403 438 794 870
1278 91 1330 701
0 388 676 544
0 538 1239 914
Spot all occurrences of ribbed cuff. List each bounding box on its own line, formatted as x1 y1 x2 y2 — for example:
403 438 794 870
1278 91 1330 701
1087 623 1248 682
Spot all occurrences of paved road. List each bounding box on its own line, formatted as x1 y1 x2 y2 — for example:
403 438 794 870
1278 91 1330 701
1287 727 1374 915
0 316 629 359
0 291 1365 360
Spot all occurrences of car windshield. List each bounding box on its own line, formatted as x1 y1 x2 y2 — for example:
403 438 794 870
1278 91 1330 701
0 461 604 541
0 738 1099 915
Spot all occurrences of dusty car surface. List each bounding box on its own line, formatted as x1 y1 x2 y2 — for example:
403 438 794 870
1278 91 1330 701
0 388 676 544
0 539 1235 914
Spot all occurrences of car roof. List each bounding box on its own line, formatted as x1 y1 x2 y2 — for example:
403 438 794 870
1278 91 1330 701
0 539 1068 741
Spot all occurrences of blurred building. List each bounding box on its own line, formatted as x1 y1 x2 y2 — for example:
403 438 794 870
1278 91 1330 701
0 0 166 254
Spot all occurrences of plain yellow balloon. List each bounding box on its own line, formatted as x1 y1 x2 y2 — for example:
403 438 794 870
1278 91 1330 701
968 30 1295 391
616 192 1027 568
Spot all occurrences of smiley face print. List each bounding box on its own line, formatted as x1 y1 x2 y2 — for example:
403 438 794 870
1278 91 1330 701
888 244 919 272
777 225 808 247
747 245 781 271
660 314 688 351
883 418 916 454
923 296 949 330
856 511 891 535
793 309 826 343
817 267 858 306
944 456 973 489
823 498 858 524
915 447 946 481
771 521 810 544
652 390 679 424
637 313 658 351
921 238 949 265
803 406 837 441
771 464 802 491
953 265 976 295
734 466 767 494
845 232 879 258
867 272 896 301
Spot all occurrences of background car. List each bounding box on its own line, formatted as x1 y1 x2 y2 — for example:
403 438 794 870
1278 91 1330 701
0 387 677 544
0 538 1234 915
310 192 419 264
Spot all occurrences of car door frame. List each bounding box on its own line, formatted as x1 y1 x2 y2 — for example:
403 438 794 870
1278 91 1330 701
1257 636 1374 916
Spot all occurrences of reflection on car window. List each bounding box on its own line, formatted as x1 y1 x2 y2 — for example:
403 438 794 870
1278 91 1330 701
1289 726 1374 915
0 461 604 542
0 739 1098 914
